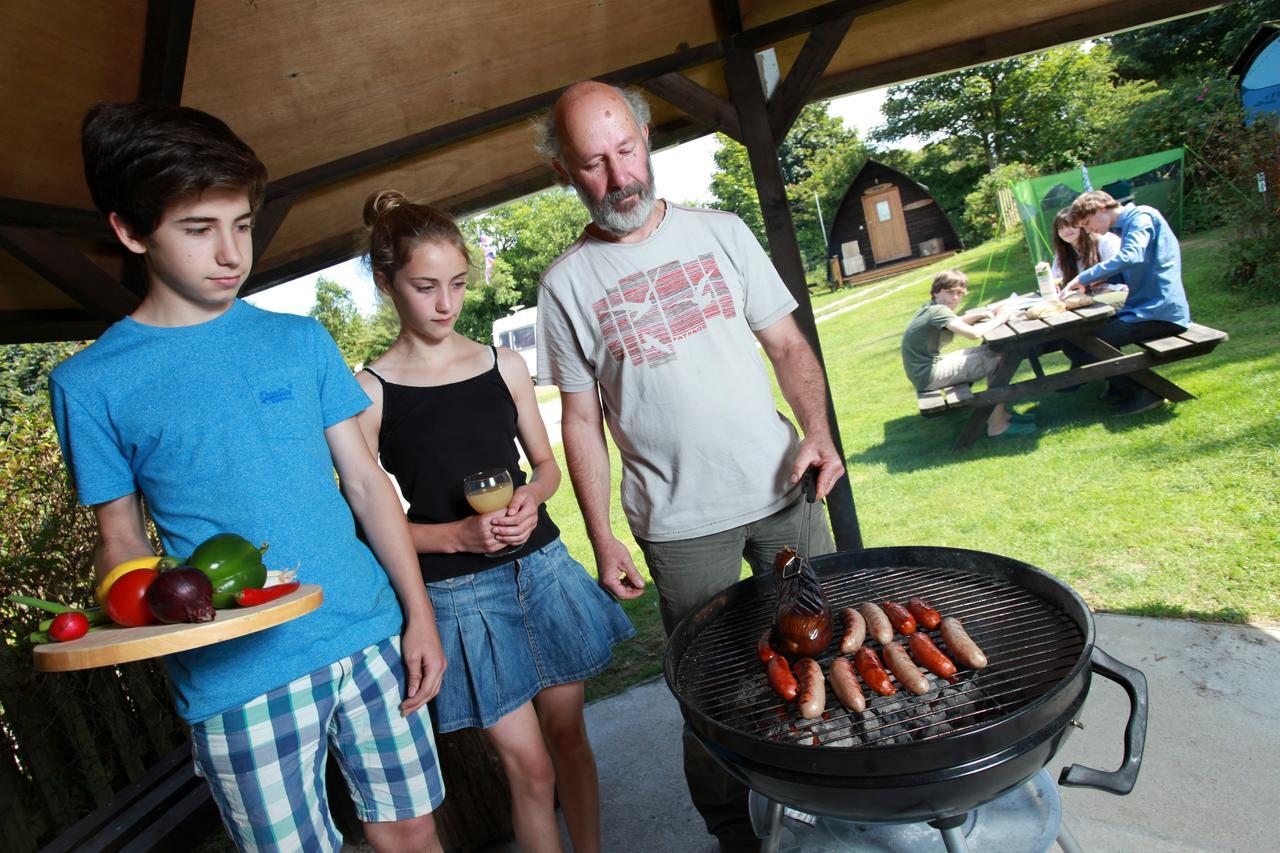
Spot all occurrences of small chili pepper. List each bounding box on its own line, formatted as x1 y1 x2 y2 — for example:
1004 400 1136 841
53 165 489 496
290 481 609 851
234 582 300 607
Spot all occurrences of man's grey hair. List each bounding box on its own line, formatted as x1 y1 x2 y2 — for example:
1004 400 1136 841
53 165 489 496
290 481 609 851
531 84 652 163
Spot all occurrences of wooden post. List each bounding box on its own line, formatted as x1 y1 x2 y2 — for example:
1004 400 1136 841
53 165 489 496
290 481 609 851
723 46 862 550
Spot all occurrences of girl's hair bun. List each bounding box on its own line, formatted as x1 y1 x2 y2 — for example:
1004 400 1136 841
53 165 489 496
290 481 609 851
363 189 407 227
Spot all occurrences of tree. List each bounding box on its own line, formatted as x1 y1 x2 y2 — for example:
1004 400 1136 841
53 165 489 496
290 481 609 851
309 276 365 366
709 102 868 272
463 189 590 307
875 45 1155 174
1108 1 1280 81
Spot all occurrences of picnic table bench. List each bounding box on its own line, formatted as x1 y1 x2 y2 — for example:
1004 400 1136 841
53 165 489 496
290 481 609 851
915 303 1228 448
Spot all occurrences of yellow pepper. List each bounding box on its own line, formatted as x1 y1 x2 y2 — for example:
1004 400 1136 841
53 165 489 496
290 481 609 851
95 556 163 606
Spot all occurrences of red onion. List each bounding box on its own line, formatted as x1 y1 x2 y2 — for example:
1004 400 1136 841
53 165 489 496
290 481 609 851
147 567 216 624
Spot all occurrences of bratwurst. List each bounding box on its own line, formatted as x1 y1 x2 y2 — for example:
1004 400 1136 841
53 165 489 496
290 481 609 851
858 602 893 645
883 641 930 695
853 646 896 696
908 630 958 682
828 656 866 712
906 597 942 630
838 607 866 653
794 658 826 719
766 655 799 702
881 601 917 636
940 617 989 669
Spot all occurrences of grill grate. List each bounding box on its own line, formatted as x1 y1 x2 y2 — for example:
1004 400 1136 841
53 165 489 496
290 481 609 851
674 564 1086 749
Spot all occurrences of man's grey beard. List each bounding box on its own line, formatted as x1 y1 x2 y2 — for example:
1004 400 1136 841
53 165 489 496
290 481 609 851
572 154 658 236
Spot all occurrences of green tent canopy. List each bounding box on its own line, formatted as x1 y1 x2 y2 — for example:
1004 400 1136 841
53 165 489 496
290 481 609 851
1011 148 1185 267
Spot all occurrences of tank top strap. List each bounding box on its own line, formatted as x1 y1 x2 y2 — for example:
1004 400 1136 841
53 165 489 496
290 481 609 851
488 345 498 369
362 366 387 386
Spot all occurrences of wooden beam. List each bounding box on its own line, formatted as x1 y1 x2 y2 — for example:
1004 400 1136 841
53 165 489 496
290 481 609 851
0 227 139 320
138 0 195 103
242 117 706 297
768 13 856 142
0 310 107 344
0 197 111 240
723 46 862 550
252 194 298 266
813 0 1221 101
643 73 742 142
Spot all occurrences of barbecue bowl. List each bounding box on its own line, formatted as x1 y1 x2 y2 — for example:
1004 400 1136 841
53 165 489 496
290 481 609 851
664 545 1147 824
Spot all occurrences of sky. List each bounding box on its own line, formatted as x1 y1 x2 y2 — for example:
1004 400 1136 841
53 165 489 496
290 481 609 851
247 86 917 318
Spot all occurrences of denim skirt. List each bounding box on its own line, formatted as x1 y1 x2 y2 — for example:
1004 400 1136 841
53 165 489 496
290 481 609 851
425 537 635 733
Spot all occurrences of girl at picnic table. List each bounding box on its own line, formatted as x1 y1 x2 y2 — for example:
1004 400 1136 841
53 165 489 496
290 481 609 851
900 269 1036 438
354 189 634 853
1050 208 1126 297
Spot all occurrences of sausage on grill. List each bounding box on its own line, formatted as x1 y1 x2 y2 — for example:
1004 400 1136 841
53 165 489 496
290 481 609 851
828 656 866 712
853 646 896 696
757 628 779 664
883 641 930 695
906 597 942 630
941 617 989 669
881 601 917 636
859 602 893 645
766 655 799 701
794 658 826 719
838 607 866 653
908 631 958 682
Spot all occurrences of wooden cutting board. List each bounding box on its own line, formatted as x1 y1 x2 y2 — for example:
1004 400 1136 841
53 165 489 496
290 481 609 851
32 584 323 672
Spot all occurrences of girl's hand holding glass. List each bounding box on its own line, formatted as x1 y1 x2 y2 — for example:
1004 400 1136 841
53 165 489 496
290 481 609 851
490 486 539 548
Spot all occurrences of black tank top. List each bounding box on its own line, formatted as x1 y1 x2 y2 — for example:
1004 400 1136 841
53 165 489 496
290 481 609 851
365 347 558 582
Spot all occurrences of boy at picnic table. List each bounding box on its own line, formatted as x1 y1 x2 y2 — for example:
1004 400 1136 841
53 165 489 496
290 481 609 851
1060 190 1191 415
901 269 1036 438
47 101 447 852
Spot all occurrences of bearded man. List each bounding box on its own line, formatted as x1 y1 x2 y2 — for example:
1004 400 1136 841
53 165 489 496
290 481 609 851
533 81 845 852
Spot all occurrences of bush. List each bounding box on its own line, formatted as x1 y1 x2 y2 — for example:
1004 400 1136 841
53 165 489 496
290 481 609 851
960 162 1039 245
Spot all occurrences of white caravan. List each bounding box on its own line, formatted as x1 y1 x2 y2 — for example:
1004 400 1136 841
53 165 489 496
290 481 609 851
492 306 538 380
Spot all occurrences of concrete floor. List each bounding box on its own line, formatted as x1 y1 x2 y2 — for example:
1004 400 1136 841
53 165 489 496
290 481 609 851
477 614 1280 852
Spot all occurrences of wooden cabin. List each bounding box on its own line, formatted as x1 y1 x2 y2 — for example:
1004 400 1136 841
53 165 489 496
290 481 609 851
826 159 962 286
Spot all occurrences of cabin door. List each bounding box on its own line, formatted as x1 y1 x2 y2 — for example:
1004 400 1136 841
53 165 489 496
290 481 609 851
861 185 911 264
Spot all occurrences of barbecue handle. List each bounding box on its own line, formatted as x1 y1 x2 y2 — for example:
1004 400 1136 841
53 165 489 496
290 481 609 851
1059 646 1148 795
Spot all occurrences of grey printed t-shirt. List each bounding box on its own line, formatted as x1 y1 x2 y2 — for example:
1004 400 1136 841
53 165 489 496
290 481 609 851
537 203 801 542
901 302 957 391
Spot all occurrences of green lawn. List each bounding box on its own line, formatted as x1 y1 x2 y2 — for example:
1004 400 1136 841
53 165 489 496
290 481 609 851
546 229 1280 702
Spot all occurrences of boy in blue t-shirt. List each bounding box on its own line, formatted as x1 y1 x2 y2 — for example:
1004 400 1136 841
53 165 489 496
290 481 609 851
49 102 447 852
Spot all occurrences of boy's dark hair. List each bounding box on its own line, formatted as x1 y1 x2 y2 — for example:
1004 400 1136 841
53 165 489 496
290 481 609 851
1068 190 1120 224
81 101 268 238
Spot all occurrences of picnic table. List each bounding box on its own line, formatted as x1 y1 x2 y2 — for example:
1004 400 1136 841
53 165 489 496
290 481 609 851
916 302 1228 449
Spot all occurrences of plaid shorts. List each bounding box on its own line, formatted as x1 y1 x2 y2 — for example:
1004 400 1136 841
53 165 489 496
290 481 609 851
191 636 445 852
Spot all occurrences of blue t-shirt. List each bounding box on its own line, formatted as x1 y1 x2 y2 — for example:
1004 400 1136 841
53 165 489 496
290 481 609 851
1077 204 1190 327
48 299 403 723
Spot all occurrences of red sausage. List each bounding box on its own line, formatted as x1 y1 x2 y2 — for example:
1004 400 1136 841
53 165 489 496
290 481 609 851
881 601 917 636
794 658 826 719
757 628 779 664
853 646 896 696
883 641 930 696
906 597 942 630
829 657 866 712
941 617 989 669
839 607 866 653
766 655 799 702
859 602 893 645
908 631 958 682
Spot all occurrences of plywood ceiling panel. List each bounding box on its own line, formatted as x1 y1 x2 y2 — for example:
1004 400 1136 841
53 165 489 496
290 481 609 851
0 250 81 312
0 1 147 207
183 0 721 180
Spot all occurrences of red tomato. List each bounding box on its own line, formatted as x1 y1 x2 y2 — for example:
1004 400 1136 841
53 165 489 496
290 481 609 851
106 568 159 627
49 611 90 641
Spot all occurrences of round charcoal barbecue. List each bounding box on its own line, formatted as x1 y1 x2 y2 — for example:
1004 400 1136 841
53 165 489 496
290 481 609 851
664 545 1148 852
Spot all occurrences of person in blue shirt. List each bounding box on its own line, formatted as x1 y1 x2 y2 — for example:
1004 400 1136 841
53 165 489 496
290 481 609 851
49 102 447 852
1061 190 1191 416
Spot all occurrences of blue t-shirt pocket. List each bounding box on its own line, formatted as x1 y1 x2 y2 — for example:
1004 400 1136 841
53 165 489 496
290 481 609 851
246 368 312 440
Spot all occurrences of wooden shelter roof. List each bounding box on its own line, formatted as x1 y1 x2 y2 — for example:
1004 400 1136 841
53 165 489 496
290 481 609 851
0 0 1218 343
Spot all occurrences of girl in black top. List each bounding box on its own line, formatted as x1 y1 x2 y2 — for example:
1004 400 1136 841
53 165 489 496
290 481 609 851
355 190 633 853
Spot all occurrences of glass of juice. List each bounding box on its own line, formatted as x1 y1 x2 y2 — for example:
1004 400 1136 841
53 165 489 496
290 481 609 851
463 468 517 557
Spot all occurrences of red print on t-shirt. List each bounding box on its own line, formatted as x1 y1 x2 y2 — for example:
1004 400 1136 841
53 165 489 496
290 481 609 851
591 252 737 367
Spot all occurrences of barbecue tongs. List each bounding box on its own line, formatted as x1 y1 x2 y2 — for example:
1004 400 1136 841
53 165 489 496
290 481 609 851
779 468 824 613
